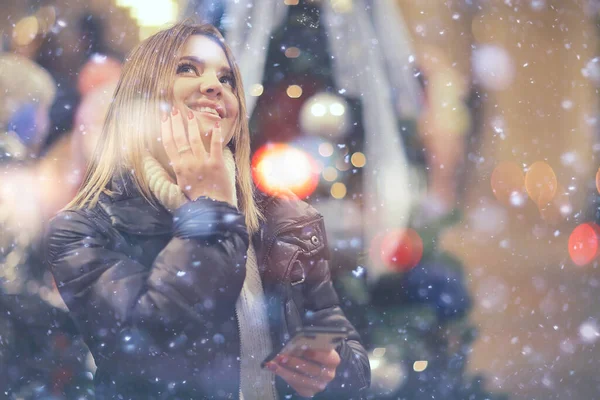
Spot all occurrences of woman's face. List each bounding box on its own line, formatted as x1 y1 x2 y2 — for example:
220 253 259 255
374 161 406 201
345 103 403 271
172 35 239 150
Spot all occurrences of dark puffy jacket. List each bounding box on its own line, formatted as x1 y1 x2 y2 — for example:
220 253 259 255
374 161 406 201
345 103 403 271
45 173 370 399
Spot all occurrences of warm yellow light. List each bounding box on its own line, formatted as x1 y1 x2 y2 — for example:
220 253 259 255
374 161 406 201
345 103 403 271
323 167 338 182
413 361 428 372
284 0 299 4
311 103 326 117
116 0 178 40
130 0 178 27
285 47 301 58
318 142 334 157
351 152 366 168
13 16 39 47
331 182 347 199
250 84 264 97
332 0 353 13
372 347 386 358
287 85 303 99
329 102 345 116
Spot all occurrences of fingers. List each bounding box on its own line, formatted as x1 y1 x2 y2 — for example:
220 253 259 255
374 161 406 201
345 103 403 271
267 360 329 397
186 110 208 158
170 107 190 153
210 121 223 160
301 349 341 369
277 355 324 379
161 111 178 163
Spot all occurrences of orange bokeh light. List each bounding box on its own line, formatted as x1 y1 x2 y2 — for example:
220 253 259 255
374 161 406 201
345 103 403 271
251 143 319 199
370 229 423 272
525 161 557 207
490 161 526 206
568 223 600 266
596 168 600 194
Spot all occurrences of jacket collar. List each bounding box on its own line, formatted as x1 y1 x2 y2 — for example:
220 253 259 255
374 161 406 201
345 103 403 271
98 172 172 235
99 173 322 238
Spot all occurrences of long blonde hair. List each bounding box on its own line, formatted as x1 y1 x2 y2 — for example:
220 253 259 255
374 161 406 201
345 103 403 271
65 22 264 234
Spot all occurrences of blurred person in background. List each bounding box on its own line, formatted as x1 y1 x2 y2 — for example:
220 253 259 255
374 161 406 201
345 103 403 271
0 53 93 399
45 22 370 399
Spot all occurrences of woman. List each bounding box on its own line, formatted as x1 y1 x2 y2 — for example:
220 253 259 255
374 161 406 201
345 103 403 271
45 22 370 399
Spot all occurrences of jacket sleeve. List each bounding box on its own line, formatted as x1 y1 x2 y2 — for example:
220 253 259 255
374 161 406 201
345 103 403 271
45 198 248 379
302 224 371 397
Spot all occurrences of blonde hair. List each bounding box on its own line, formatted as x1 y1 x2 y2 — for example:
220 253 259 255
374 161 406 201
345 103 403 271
65 22 264 234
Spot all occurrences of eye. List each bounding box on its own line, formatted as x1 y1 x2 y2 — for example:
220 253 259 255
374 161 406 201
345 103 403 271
220 74 235 87
176 62 198 75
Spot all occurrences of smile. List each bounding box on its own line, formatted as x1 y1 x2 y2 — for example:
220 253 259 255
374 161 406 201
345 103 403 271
191 106 222 119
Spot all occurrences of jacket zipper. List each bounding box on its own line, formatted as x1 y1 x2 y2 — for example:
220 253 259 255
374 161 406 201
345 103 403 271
240 214 321 399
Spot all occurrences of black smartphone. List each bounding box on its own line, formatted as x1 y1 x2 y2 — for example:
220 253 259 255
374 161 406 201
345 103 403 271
261 327 349 368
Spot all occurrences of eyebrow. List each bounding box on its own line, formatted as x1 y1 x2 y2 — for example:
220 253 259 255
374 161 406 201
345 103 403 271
178 55 233 75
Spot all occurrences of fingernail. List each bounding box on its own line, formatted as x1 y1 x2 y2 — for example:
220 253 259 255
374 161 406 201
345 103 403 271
279 356 289 365
172 107 178 116
188 110 194 120
161 113 168 122
266 362 277 371
215 121 220 128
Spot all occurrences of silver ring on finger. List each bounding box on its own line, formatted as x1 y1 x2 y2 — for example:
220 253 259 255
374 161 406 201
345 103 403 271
177 145 192 154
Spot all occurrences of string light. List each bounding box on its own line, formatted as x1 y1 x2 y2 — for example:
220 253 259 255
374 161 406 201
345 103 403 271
250 84 264 97
286 85 303 99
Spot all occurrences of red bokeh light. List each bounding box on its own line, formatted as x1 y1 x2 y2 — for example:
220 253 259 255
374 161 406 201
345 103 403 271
370 229 424 272
568 223 600 266
252 143 320 199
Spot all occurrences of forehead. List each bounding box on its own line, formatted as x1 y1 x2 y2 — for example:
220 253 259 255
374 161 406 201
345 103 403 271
179 35 229 66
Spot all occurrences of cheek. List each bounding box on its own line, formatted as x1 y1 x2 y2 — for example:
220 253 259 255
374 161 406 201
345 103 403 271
172 81 191 105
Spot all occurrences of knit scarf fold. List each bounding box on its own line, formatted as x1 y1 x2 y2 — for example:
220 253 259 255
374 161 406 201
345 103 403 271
141 148 277 400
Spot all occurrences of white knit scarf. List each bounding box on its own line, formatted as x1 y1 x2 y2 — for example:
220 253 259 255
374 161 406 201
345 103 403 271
142 148 278 400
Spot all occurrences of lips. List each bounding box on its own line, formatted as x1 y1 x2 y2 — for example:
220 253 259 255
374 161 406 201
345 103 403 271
188 101 225 118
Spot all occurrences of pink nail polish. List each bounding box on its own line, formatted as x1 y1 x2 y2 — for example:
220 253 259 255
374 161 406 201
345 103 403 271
188 110 194 120
266 362 277 371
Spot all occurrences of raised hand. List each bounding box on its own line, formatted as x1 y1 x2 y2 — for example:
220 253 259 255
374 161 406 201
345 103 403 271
161 107 234 206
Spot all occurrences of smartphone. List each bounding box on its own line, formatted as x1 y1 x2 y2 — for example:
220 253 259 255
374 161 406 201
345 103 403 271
261 327 349 368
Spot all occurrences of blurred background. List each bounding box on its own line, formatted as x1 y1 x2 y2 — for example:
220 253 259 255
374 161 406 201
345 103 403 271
1 0 600 399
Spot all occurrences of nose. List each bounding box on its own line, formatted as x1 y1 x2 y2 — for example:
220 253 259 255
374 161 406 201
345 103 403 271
200 72 222 97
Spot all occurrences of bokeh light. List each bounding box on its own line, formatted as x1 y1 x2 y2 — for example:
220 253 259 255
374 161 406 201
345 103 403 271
78 55 122 95
596 167 600 194
525 161 557 207
351 152 366 168
371 229 423 272
299 92 350 138
285 47 301 58
330 182 347 199
318 142 334 157
252 143 319 199
13 16 39 47
286 85 303 98
413 361 428 372
250 84 264 97
490 161 526 206
472 45 515 91
322 166 338 182
568 223 600 266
